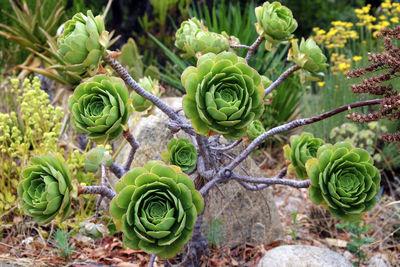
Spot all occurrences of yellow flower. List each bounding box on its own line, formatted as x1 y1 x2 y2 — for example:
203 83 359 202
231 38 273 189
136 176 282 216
317 82 325 87
353 56 362 62
390 17 399 23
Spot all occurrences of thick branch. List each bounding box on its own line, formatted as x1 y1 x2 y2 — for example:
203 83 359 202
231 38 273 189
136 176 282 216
221 98 383 173
103 54 196 136
196 134 212 170
209 139 242 151
264 65 301 97
110 163 124 178
199 177 224 196
123 130 139 171
245 36 265 63
230 44 251 50
148 254 156 267
231 173 311 188
78 185 116 199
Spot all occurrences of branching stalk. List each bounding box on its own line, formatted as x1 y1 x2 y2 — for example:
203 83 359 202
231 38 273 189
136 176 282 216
221 99 383 174
264 65 301 97
78 185 116 200
103 54 196 136
245 36 265 62
122 129 139 171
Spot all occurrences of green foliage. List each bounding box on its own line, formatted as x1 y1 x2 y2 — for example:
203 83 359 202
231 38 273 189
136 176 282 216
175 17 231 58
131 77 161 112
84 146 113 173
254 1 298 50
289 210 303 241
69 75 129 143
283 132 325 180
246 120 265 141
181 52 264 140
110 161 204 258
307 142 380 221
336 220 374 267
261 75 304 142
18 154 72 224
289 38 328 73
57 10 108 76
50 229 74 260
204 218 224 248
161 138 197 173
118 38 160 82
0 77 64 214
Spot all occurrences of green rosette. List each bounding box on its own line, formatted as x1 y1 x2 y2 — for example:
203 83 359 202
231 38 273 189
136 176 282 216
306 142 380 221
18 154 72 224
131 77 160 112
283 132 325 180
246 120 265 141
182 52 264 140
69 75 129 143
254 1 298 50
57 10 109 75
110 161 204 258
288 38 328 73
162 138 197 172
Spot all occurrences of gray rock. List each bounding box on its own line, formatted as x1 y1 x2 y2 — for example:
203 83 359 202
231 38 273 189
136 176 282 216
115 97 283 247
369 253 391 267
258 245 353 267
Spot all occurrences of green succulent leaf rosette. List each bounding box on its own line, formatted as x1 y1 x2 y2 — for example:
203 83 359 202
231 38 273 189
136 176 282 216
84 147 113 172
110 161 204 258
175 18 230 58
57 10 109 75
131 77 160 112
255 1 298 50
161 138 197 173
306 142 380 221
69 75 129 143
246 120 265 141
18 154 72 224
182 52 264 140
288 38 328 73
283 132 324 180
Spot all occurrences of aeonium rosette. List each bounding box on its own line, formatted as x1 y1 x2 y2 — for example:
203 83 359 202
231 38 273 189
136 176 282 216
246 120 265 141
306 142 380 221
182 52 264 140
110 161 204 258
288 37 328 73
69 75 129 143
161 138 197 173
18 154 72 224
57 10 110 75
283 132 325 180
254 1 298 50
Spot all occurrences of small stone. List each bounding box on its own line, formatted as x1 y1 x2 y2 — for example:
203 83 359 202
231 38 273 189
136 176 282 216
369 253 391 267
258 245 353 267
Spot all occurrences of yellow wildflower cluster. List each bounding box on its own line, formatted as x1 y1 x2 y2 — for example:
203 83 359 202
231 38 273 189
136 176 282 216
330 53 351 75
0 77 64 213
313 21 358 49
369 0 400 37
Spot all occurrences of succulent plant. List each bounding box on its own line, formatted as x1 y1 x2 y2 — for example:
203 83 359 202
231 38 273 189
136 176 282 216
284 132 325 180
246 120 265 141
306 142 380 221
288 38 328 73
110 161 204 258
84 147 113 172
175 17 230 58
182 52 264 140
131 77 161 112
254 1 298 50
57 10 109 75
161 138 197 173
18 154 72 224
69 75 129 143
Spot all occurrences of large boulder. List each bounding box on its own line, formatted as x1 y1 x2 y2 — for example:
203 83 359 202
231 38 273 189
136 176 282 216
115 97 283 247
258 245 353 267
